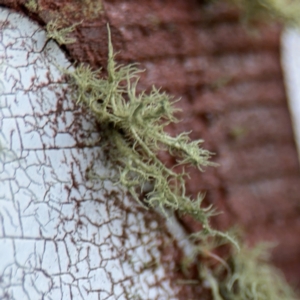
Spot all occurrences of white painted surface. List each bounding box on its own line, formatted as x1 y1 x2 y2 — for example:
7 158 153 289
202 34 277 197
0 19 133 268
281 28 300 162
0 8 179 300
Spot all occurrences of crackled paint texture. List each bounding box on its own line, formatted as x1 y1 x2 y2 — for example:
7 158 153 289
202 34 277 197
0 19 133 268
0 8 179 300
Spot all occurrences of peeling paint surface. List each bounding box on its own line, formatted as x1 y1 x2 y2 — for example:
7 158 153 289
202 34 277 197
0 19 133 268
0 8 178 300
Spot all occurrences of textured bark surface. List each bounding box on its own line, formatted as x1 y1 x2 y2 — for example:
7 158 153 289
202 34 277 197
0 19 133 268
1 0 300 293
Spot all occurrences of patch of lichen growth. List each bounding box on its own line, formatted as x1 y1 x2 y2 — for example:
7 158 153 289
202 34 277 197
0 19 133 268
46 19 81 45
63 25 238 249
201 243 297 300
25 0 38 12
227 0 300 25
74 0 103 19
54 0 103 21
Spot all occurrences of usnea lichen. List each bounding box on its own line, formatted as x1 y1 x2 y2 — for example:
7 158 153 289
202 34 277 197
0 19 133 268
181 233 297 299
64 25 237 248
202 244 297 300
46 19 80 45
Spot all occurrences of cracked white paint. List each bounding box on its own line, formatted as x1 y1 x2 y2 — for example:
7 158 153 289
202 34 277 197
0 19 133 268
282 28 300 164
0 8 179 300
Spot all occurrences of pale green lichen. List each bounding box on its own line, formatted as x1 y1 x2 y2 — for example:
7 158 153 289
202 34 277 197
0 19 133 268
80 0 103 18
64 25 237 247
46 19 80 45
227 0 300 26
62 0 103 20
25 0 38 12
201 244 297 300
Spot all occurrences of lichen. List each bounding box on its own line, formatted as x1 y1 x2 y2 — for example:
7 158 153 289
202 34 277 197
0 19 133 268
201 243 297 300
63 24 238 248
46 19 80 45
25 0 38 13
62 0 103 20
227 0 300 26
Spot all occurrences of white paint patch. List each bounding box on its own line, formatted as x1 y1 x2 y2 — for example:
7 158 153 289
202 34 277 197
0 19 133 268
281 28 300 163
0 8 179 300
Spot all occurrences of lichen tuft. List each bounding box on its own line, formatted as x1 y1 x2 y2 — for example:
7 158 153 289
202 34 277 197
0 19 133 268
64 24 236 247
